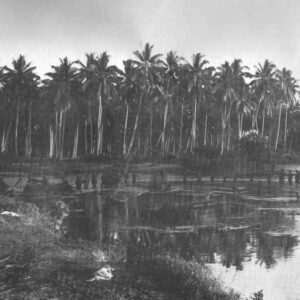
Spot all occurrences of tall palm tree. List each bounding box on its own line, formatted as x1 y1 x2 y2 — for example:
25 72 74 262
119 59 139 155
214 61 235 153
0 67 11 153
0 67 13 153
76 53 97 155
78 52 120 156
185 53 212 151
44 57 80 159
251 60 277 136
133 43 164 154
230 59 252 139
275 68 298 152
201 67 216 146
24 79 39 158
159 51 182 154
2 55 39 157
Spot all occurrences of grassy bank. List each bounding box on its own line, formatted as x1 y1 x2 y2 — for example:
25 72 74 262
0 195 264 299
0 199 168 299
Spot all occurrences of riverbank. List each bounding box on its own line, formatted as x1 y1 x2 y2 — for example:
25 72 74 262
0 192 256 299
0 198 169 299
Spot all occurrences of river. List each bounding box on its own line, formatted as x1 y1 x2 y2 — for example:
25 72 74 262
6 168 300 300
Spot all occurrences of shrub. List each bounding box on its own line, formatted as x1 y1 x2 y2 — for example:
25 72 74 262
136 255 240 300
239 130 269 161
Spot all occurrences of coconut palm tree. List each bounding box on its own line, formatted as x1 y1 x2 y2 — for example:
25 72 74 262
251 60 277 136
2 55 39 157
230 59 252 139
185 53 213 151
132 43 164 154
275 68 298 153
0 67 13 153
76 53 98 155
79 52 120 156
44 57 81 159
118 60 137 155
215 59 252 152
24 79 40 158
159 51 182 154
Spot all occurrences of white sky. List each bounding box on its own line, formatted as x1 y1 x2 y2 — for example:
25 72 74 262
0 0 300 78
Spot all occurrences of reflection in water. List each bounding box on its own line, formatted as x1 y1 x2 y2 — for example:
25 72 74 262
57 180 300 299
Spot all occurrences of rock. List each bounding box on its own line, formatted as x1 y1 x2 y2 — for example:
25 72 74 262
0 211 20 217
87 265 114 281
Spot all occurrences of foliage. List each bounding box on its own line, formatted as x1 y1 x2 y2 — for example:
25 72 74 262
0 46 299 161
249 290 264 300
239 130 269 161
134 254 241 300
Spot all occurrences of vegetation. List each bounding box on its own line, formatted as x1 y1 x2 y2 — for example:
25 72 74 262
0 199 167 299
0 44 298 161
134 254 240 300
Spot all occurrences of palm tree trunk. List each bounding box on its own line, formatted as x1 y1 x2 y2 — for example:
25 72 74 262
237 113 242 139
60 110 66 159
89 105 94 155
57 108 63 158
275 104 282 151
55 111 59 157
96 88 103 156
284 105 288 154
191 97 197 151
261 108 265 136
240 114 244 138
15 98 20 157
149 102 153 153
1 128 6 153
123 103 129 155
84 120 88 155
25 101 32 159
227 122 231 150
1 117 13 153
49 125 54 158
161 99 169 153
204 114 208 146
72 121 79 159
221 113 226 154
126 94 142 157
179 104 183 153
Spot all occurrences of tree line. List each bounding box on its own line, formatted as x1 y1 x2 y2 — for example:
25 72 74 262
0 43 299 160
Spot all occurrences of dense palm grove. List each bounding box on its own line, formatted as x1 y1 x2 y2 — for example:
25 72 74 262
0 43 299 160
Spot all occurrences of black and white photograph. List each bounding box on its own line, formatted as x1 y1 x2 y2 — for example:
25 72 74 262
0 0 300 299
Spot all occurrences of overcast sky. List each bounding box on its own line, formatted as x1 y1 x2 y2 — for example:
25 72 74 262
0 0 300 78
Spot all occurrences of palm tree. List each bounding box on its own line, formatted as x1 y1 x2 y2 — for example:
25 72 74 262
230 59 252 139
185 53 212 151
44 57 81 159
201 67 216 146
2 55 39 157
214 61 234 153
214 59 251 152
118 59 140 156
251 60 277 136
159 51 182 154
76 53 97 155
24 79 39 158
0 67 13 153
275 68 298 153
133 43 164 154
79 52 120 156
234 85 252 139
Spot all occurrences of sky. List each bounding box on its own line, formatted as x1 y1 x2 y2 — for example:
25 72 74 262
1 0 300 78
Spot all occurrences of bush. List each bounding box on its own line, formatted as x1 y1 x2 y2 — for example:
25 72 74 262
239 130 269 162
136 255 240 300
